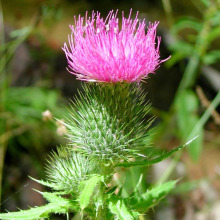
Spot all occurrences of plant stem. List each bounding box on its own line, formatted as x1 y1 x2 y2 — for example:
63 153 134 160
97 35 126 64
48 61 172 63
96 181 106 220
96 206 105 220
0 0 6 207
161 0 174 27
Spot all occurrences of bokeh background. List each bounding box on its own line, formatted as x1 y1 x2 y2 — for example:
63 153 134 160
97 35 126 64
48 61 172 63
0 0 220 219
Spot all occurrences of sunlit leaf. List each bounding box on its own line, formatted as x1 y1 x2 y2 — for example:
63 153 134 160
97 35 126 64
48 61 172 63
128 181 176 213
30 176 58 189
0 204 58 220
0 192 77 220
79 175 102 209
108 195 139 220
116 143 186 167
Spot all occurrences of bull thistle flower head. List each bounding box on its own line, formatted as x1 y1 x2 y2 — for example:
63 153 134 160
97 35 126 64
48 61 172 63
61 9 170 163
63 9 167 83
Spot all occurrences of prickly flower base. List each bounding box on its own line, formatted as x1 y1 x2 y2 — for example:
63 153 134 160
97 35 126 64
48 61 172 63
66 83 151 162
0 83 180 220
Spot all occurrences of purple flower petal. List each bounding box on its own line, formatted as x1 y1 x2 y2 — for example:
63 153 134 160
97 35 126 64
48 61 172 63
63 9 169 83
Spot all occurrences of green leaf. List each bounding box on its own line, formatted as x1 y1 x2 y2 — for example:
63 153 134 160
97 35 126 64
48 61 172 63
171 180 200 195
203 50 220 65
0 191 79 219
108 195 139 220
0 204 58 220
36 191 78 209
10 27 32 38
188 129 203 161
169 41 194 54
207 27 220 44
121 168 144 198
106 185 118 195
116 143 187 167
166 52 190 68
171 18 202 35
128 181 176 213
166 41 194 67
79 175 102 209
5 87 63 123
210 11 220 26
30 176 58 189
175 90 203 161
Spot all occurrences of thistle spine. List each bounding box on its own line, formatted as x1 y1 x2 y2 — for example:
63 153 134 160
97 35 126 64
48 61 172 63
65 83 151 163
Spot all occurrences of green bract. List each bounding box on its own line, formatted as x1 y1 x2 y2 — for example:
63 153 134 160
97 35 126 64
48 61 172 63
65 83 152 162
45 147 97 194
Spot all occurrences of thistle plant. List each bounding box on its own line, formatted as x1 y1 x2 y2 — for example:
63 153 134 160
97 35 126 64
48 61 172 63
0 9 192 220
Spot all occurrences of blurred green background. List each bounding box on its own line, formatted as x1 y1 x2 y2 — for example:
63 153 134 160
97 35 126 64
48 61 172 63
0 0 220 219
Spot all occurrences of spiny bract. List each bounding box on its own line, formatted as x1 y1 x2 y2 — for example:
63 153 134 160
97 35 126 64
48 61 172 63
45 147 97 194
65 83 152 162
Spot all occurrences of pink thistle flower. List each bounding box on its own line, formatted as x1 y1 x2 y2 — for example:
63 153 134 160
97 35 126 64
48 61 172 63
63 9 169 83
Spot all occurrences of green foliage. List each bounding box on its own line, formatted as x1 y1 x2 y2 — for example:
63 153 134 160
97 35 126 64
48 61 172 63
167 0 220 70
5 87 62 123
164 0 220 162
176 90 203 161
41 4 63 27
166 41 194 68
116 142 186 167
108 195 139 220
171 180 200 195
2 0 219 218
0 192 78 220
65 83 151 162
0 81 192 219
128 180 176 213
0 204 61 220
203 50 220 65
0 26 32 73
1 87 64 149
79 175 102 209
200 0 210 7
0 192 79 220
171 17 202 35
